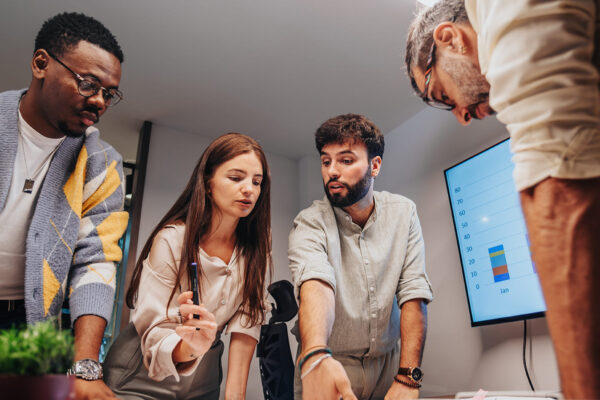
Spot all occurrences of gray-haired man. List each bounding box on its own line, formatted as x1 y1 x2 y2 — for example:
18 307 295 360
405 1 600 398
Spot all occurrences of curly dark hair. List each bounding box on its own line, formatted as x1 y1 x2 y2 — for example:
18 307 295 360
34 12 124 62
315 113 384 160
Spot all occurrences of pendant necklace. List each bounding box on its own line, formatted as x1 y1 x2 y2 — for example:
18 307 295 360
18 129 59 194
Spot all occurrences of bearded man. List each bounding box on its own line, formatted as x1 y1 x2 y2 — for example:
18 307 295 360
288 114 433 400
405 1 600 398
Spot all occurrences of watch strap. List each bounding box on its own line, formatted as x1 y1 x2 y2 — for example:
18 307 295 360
394 375 422 389
397 366 423 383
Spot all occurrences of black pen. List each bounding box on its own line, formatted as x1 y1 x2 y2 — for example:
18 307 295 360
190 262 200 320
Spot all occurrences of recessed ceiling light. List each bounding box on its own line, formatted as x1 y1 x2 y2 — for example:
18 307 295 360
416 0 441 6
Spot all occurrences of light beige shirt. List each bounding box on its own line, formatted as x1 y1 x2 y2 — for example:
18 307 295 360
289 191 433 358
466 0 600 191
131 224 262 382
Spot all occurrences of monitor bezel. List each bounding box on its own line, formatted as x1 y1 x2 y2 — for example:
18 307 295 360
443 138 546 327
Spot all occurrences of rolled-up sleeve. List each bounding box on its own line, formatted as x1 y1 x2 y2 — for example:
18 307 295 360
288 211 336 299
396 204 433 307
225 311 261 341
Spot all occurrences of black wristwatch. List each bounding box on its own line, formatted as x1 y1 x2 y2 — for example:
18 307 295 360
397 366 423 384
67 358 103 381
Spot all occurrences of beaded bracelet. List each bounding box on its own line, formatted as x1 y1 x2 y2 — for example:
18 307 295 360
299 344 327 359
300 353 332 379
297 347 332 372
394 375 422 389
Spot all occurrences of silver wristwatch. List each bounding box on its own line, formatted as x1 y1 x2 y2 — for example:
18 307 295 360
67 358 103 381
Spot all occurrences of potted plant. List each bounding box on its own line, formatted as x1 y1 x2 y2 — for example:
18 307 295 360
0 319 75 400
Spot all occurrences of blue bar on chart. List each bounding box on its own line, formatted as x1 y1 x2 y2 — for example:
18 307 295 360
489 244 510 282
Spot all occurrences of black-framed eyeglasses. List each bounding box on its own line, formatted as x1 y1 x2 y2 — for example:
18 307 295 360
47 51 123 107
421 42 454 111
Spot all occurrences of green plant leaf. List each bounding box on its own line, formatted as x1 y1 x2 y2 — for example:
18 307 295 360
0 319 74 375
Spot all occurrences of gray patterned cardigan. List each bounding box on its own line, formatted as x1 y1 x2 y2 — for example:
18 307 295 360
0 89 129 324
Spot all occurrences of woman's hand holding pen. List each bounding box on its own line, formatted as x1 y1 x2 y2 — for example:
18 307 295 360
173 291 218 362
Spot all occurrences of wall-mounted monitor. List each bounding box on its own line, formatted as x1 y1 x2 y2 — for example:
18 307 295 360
444 139 546 326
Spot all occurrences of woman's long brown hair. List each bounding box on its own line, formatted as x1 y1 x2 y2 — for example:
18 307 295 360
126 133 272 326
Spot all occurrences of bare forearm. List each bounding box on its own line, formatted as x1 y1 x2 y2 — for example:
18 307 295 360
399 299 427 367
73 315 107 361
224 333 257 400
298 279 335 350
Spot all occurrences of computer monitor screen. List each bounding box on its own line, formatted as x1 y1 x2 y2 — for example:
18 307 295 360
444 139 546 326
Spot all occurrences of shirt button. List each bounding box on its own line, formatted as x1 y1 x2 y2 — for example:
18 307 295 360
365 259 369 265
371 337 376 343
220 299 226 305
371 313 376 318
226 268 231 275
370 287 374 292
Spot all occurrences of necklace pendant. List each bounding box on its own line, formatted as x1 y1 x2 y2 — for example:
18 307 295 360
23 179 35 194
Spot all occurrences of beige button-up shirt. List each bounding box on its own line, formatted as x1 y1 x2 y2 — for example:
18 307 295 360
466 0 600 191
288 191 433 358
131 224 262 381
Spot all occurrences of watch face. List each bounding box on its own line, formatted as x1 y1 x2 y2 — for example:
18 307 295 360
74 359 103 380
411 367 423 382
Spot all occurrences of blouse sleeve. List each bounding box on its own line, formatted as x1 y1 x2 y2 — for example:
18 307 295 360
224 258 273 342
224 311 261 341
132 226 203 382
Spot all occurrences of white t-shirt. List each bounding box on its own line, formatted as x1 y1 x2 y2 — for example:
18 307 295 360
0 111 64 299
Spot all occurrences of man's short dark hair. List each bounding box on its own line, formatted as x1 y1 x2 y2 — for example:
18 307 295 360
34 12 124 63
315 113 384 160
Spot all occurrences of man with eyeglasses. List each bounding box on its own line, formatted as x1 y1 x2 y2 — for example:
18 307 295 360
405 1 600 398
0 12 128 400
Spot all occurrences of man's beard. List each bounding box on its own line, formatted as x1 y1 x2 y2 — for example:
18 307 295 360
324 166 372 208
58 121 86 137
439 55 495 119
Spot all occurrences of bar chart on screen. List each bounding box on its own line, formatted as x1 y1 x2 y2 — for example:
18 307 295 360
445 139 546 325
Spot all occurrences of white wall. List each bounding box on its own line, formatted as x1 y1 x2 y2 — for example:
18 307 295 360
296 109 560 396
97 115 142 163
138 123 298 399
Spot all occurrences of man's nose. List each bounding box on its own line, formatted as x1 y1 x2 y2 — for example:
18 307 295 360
327 163 340 178
86 91 107 115
453 107 472 126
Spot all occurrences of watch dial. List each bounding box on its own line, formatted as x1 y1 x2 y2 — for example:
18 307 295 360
79 359 102 379
412 368 422 381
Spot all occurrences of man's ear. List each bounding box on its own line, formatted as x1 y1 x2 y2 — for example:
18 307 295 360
433 22 465 54
31 49 51 79
370 156 382 178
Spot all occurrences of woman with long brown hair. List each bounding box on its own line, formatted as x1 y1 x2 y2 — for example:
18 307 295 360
103 133 271 400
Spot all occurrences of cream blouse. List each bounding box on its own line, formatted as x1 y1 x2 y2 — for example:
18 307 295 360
131 224 263 381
